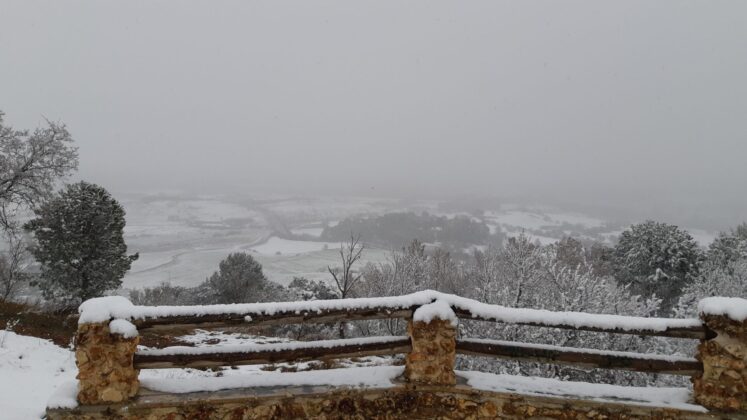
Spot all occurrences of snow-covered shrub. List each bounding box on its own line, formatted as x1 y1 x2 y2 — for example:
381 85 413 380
130 282 197 306
202 252 282 304
458 240 677 387
674 259 747 319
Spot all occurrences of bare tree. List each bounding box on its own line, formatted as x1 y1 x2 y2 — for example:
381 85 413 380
0 111 79 231
328 234 364 337
0 233 32 302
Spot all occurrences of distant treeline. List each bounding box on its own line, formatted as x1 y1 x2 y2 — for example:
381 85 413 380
319 212 501 251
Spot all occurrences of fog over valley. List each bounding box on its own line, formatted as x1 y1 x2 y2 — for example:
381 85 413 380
1 2 747 418
2 1 746 230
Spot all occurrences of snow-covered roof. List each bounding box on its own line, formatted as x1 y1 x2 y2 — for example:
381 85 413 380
698 297 747 321
78 290 702 334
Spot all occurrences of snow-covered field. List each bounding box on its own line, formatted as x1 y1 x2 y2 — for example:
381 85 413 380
119 195 399 291
290 226 324 237
117 194 718 295
122 240 391 289
249 237 340 256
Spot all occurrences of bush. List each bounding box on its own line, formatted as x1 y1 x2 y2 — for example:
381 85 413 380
202 252 280 303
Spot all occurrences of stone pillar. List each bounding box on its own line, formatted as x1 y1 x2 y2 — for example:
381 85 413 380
76 321 140 405
405 317 457 386
693 304 747 412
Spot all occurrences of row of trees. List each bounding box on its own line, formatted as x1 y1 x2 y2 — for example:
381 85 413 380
141 220 745 386
320 212 499 253
127 220 747 387
347 223 743 386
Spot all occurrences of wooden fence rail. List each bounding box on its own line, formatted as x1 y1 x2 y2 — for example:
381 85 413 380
67 292 747 414
134 337 412 369
456 338 703 376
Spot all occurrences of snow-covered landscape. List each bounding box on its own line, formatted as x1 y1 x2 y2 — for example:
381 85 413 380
3 0 747 417
19 291 746 417
0 192 735 418
116 194 718 293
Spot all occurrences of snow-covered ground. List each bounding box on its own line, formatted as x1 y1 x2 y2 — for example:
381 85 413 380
119 195 398 291
461 371 703 412
123 197 261 226
0 327 707 418
123 243 390 289
117 194 719 295
249 237 340 256
0 331 76 419
2 327 398 419
290 226 324 237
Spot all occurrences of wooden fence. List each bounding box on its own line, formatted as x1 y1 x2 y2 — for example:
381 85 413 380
65 291 747 416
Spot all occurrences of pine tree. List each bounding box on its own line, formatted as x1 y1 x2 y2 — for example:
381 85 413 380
613 221 703 314
706 223 747 270
24 182 137 307
204 252 271 303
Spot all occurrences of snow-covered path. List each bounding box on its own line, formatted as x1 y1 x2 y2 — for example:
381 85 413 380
0 331 76 419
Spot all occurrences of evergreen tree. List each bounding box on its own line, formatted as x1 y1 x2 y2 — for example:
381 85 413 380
24 182 138 307
613 221 703 314
706 223 747 270
204 252 272 303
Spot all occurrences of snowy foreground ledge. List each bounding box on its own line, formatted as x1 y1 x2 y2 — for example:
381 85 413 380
78 290 704 334
48 366 705 413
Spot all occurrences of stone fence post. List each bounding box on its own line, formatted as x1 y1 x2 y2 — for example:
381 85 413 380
76 319 140 405
693 297 747 413
404 300 457 386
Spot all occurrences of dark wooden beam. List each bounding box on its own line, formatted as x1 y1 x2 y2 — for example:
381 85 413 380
135 307 416 333
132 302 707 340
452 308 709 340
456 339 703 376
134 338 412 369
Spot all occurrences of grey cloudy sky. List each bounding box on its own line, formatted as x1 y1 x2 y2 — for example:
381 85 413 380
1 1 746 224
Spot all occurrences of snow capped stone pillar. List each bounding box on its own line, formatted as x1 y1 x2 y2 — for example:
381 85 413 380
693 297 747 412
76 297 140 405
405 300 457 386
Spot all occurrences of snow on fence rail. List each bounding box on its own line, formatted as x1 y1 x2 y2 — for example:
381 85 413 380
79 290 708 339
76 291 709 378
134 336 411 369
456 338 702 376
62 294 747 414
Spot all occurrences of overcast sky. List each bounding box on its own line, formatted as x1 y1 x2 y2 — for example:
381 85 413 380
1 1 746 225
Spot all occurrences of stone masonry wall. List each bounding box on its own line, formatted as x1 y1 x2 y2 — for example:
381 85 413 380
405 318 456 385
694 314 747 412
76 322 140 405
47 385 725 419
